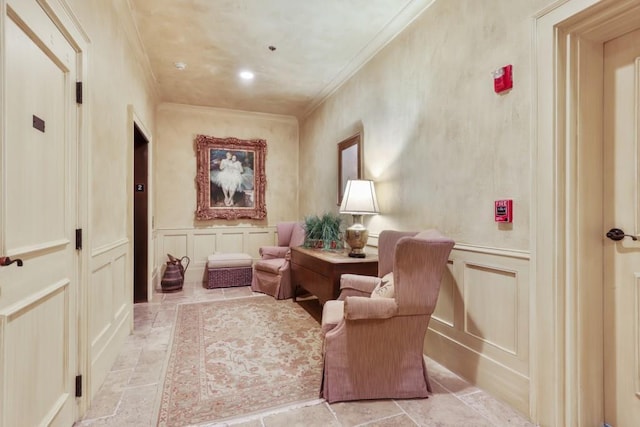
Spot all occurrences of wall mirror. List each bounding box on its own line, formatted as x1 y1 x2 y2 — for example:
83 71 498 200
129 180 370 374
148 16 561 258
337 133 362 205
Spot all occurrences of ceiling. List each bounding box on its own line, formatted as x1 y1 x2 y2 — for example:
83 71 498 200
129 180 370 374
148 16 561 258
127 0 434 118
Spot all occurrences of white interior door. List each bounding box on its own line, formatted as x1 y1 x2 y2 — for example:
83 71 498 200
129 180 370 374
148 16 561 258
603 26 640 427
0 1 78 426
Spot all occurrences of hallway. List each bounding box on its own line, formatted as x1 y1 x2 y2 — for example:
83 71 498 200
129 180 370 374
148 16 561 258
74 282 535 426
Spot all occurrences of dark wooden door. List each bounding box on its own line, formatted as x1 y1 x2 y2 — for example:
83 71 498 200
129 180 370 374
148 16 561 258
134 124 148 302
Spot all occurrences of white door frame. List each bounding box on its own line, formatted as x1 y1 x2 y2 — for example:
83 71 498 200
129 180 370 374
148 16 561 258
34 0 91 418
534 0 640 425
127 105 153 303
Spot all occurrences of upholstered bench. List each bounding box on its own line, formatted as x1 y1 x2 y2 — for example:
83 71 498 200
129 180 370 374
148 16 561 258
205 253 253 289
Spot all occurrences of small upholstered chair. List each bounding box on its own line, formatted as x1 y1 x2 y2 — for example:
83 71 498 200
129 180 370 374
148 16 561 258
320 229 455 403
251 221 306 299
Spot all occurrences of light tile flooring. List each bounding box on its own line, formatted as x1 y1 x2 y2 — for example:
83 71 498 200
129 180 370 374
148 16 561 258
75 281 536 427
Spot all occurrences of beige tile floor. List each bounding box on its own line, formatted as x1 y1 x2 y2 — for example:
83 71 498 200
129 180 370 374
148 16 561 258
74 281 536 427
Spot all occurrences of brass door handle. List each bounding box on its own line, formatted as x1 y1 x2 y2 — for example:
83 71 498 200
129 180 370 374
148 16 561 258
0 256 23 267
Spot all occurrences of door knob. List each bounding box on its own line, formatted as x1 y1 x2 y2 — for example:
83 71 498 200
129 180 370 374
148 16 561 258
605 228 638 241
0 256 23 267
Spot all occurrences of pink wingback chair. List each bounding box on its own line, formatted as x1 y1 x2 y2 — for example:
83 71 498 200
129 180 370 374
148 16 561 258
320 229 455 403
251 221 306 299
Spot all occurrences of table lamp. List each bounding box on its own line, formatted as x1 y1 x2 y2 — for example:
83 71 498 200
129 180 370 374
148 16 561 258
339 179 380 257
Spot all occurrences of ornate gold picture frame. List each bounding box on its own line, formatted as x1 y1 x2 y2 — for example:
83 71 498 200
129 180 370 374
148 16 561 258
195 135 267 220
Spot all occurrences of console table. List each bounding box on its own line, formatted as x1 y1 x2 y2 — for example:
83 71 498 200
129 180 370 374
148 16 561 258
290 246 378 304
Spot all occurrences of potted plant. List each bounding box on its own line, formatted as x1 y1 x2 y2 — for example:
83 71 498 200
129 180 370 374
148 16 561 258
303 215 321 248
304 212 343 250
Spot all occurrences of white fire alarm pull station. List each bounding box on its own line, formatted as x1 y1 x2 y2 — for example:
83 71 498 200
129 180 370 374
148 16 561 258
495 199 513 223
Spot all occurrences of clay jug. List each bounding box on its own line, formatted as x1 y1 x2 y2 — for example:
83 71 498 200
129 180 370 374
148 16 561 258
161 253 190 292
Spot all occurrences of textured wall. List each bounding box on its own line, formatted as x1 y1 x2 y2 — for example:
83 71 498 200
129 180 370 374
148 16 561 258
50 0 160 407
296 0 557 416
300 0 551 250
68 0 158 249
155 104 299 228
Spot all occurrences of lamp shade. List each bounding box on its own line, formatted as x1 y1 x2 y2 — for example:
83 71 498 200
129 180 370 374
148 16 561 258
339 180 380 215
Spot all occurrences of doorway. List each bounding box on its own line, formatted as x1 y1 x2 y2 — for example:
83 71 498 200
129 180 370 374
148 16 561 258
0 2 83 425
535 0 640 425
134 124 149 303
602 26 640 427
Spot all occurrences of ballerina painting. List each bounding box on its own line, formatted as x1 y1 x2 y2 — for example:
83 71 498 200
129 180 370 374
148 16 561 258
209 151 254 207
195 135 266 220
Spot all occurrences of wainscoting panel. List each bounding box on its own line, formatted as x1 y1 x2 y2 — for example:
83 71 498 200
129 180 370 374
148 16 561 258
89 262 113 344
0 280 69 427
432 260 455 327
246 230 276 254
161 233 189 260
193 233 217 264
89 239 132 398
426 244 530 415
217 232 245 253
155 226 277 284
464 263 518 354
152 231 160 289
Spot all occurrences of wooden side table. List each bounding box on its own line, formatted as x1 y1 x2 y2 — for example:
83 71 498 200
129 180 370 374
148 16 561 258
290 246 378 304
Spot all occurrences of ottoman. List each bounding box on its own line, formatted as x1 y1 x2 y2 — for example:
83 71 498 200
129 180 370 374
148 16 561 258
206 253 253 289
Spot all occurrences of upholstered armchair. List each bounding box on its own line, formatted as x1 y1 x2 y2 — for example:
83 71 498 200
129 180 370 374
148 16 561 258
251 221 306 299
320 229 455 403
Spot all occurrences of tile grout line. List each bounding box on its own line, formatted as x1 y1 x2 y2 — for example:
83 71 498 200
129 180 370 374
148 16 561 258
391 399 421 427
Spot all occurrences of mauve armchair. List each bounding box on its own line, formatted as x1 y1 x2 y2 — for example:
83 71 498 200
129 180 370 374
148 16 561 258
251 221 306 299
320 229 455 403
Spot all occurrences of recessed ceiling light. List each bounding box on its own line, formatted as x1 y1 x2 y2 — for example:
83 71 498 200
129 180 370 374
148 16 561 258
239 70 254 80
174 62 187 70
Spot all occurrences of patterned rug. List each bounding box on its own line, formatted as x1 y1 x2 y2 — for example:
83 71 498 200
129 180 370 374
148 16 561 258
156 296 323 426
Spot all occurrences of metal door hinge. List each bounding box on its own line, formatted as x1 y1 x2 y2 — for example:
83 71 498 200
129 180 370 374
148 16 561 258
75 375 82 397
76 81 83 104
75 228 82 250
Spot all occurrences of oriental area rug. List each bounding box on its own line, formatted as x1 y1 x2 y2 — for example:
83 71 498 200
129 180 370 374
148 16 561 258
156 296 323 426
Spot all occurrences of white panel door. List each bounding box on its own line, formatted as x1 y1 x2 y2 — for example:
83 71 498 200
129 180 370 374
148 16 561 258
603 27 640 427
0 1 78 426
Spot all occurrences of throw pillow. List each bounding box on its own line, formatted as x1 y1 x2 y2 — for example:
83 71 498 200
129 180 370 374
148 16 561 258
371 272 394 299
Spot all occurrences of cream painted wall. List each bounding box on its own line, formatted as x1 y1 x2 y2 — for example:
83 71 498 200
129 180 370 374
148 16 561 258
67 0 158 248
300 0 551 250
155 103 299 229
62 0 159 404
298 0 555 418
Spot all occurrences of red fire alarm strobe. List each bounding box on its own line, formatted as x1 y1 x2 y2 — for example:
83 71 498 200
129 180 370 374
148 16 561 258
495 199 513 223
493 64 513 94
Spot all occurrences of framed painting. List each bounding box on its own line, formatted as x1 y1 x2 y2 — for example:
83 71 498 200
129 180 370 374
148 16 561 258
195 135 267 220
337 133 362 205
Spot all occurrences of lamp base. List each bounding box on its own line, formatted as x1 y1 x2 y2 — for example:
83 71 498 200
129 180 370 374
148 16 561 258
348 252 366 258
344 217 369 258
